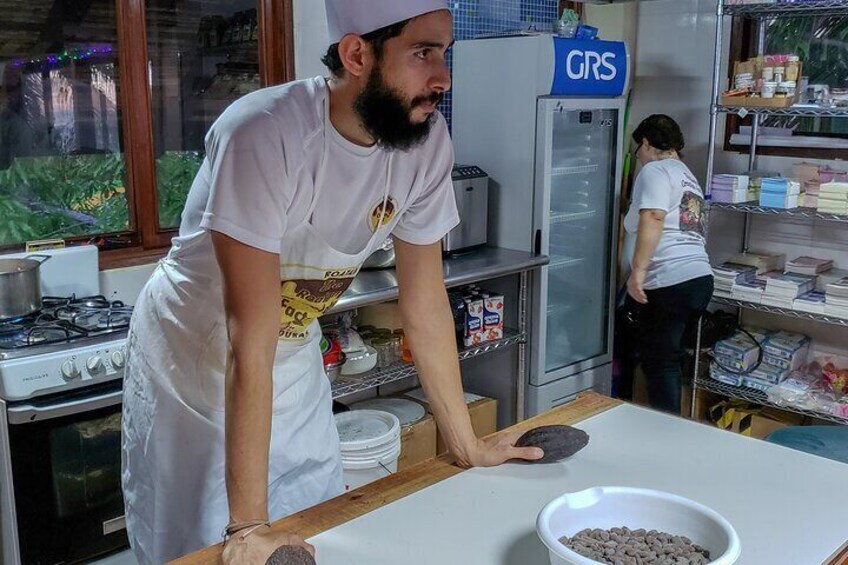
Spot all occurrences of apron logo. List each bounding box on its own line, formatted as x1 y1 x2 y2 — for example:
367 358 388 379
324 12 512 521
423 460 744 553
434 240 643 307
279 274 358 341
368 197 396 232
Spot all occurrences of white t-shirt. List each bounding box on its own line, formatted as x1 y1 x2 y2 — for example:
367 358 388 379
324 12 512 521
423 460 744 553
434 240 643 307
169 76 459 280
623 159 711 290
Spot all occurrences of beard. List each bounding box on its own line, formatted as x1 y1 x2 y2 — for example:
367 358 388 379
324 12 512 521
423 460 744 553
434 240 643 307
353 64 442 152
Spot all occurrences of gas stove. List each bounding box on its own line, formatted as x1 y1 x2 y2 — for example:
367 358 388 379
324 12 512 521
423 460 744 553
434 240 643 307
0 294 131 401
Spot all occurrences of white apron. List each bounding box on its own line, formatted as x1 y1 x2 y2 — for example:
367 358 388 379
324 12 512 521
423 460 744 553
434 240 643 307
121 90 394 564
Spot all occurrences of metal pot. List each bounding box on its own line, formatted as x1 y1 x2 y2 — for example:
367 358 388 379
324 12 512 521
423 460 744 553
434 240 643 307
0 254 50 320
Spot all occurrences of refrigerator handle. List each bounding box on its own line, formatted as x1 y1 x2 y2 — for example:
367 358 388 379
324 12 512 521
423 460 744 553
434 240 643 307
534 229 542 255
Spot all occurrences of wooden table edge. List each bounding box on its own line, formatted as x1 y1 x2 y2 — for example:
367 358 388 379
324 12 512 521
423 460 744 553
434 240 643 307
171 392 621 564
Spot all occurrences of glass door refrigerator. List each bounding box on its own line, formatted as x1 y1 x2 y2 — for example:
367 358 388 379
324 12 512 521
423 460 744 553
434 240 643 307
452 33 629 417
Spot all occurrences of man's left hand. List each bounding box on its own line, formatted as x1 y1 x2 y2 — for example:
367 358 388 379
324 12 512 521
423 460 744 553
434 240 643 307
458 430 544 468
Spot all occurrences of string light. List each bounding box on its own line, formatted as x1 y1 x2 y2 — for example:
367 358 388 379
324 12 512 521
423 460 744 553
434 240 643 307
9 45 114 69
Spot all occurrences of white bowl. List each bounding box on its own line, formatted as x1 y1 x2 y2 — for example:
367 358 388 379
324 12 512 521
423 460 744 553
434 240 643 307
536 487 741 565
341 345 378 375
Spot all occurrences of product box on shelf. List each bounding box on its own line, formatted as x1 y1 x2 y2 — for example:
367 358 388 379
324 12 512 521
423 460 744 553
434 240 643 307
714 335 761 372
710 362 743 387
482 295 504 341
403 387 498 455
722 59 802 109
463 295 485 348
448 286 506 348
710 399 805 440
397 413 437 471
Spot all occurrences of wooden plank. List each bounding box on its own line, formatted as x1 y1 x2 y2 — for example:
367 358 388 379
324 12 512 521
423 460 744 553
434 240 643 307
258 0 294 87
116 0 161 248
170 392 621 564
827 540 848 565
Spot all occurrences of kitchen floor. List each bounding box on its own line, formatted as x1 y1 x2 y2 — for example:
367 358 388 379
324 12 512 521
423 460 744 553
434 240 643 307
90 550 137 565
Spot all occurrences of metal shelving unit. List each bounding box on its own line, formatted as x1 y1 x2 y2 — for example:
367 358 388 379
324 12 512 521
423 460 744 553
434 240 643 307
724 0 848 18
710 202 848 222
716 105 848 118
695 1 848 423
695 376 848 425
712 296 848 327
324 246 547 421
331 329 526 399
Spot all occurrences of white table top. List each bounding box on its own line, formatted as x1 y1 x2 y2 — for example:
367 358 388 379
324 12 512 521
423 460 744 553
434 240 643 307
309 403 847 564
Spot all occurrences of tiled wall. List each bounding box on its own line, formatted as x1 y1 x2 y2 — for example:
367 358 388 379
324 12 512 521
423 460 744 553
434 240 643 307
441 0 560 127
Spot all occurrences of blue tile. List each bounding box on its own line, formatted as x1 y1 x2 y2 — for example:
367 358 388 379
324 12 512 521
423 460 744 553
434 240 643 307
441 0 559 130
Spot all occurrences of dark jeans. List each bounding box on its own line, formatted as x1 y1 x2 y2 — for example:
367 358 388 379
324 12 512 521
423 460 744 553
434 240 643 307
619 275 714 414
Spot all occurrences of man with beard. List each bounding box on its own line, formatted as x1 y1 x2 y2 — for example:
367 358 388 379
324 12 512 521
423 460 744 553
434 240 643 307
121 1 543 563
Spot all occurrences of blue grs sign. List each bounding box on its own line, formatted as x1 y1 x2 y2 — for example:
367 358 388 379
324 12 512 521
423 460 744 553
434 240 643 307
550 37 628 97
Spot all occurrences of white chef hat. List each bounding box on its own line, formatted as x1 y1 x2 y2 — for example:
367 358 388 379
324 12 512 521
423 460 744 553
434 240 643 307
325 0 450 45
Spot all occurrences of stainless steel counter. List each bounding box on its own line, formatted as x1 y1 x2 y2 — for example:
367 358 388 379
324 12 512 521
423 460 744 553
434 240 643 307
327 247 548 315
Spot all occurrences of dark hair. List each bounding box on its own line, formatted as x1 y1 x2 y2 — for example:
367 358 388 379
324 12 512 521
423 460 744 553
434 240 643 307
632 114 685 153
321 20 410 78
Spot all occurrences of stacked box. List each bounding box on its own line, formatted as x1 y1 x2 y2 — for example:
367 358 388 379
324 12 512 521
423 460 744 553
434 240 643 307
744 363 790 388
713 334 761 372
710 362 743 387
711 174 750 203
762 331 810 371
448 286 506 348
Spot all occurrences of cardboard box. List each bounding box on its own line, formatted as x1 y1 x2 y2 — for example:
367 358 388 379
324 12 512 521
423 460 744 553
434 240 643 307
402 388 498 455
721 94 797 109
709 399 805 439
397 413 437 471
722 60 802 109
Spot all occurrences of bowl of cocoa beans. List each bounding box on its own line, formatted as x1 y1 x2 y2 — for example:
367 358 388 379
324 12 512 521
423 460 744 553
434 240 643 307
536 486 741 565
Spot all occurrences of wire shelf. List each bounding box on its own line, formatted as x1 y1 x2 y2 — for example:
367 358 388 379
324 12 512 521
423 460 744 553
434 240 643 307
695 376 848 425
723 0 848 17
712 296 848 327
551 164 599 177
709 201 848 223
331 329 525 399
549 210 597 224
716 104 848 118
547 255 585 270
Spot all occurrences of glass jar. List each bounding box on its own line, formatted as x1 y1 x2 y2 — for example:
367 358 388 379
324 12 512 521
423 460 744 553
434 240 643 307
401 333 413 364
371 337 393 369
389 334 403 365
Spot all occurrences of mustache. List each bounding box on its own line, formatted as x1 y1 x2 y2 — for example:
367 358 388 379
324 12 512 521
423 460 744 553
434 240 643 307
412 92 443 108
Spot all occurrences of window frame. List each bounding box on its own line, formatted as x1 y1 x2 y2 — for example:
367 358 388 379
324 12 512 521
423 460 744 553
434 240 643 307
0 0 294 268
723 16 848 162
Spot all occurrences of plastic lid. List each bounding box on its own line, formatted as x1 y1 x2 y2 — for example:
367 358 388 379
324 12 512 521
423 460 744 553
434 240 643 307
350 398 426 426
335 410 400 451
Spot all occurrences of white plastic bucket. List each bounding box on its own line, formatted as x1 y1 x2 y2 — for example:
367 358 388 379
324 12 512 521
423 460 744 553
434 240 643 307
537 486 741 565
334 410 401 492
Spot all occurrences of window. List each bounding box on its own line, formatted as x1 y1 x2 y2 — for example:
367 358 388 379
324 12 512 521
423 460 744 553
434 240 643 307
726 15 848 159
147 0 261 230
0 1 129 247
0 0 293 265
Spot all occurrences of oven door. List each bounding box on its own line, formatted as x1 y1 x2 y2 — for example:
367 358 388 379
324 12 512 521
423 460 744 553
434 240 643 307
7 380 128 564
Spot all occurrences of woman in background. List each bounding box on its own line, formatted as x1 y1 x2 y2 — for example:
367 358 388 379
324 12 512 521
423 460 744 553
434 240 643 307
621 114 713 414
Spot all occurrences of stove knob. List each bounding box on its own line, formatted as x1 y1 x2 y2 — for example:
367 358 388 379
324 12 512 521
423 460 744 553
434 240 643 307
111 350 126 369
86 356 104 373
61 360 81 380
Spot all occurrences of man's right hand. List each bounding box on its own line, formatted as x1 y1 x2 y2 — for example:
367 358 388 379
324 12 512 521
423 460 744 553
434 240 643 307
221 527 316 565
